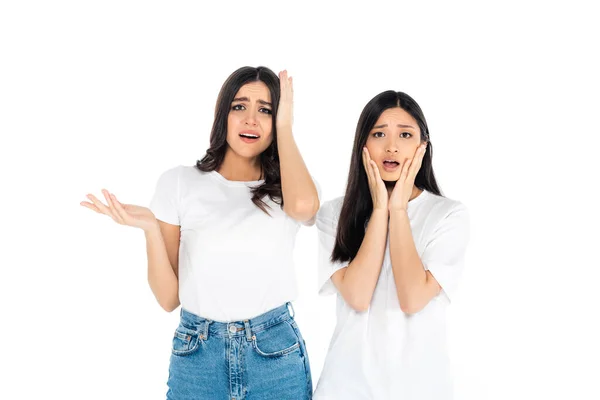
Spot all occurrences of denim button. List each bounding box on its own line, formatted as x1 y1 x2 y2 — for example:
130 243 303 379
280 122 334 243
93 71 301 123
229 325 237 333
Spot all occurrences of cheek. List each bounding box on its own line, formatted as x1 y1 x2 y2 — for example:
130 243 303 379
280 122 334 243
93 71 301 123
364 139 380 157
400 145 420 161
262 115 273 134
260 134 274 152
227 114 238 134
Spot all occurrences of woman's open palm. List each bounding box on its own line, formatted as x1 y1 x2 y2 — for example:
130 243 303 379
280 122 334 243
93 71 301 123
80 189 157 232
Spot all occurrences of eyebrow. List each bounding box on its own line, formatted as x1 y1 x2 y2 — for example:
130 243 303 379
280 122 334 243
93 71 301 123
372 123 416 129
232 97 272 106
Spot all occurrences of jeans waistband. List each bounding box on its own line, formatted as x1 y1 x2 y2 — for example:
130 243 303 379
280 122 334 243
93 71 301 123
178 302 295 340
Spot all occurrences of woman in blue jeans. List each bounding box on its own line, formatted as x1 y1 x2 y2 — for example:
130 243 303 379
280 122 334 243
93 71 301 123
81 66 318 399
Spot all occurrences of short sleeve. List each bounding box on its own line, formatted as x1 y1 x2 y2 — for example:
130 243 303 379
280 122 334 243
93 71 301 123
421 203 470 303
313 176 322 202
149 166 181 226
316 200 348 296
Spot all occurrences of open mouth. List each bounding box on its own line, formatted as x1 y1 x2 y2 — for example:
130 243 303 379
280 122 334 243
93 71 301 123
239 132 260 143
382 160 400 171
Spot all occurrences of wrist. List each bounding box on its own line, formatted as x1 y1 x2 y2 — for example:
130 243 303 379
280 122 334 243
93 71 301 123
144 220 161 235
371 208 389 217
276 124 292 133
389 207 409 216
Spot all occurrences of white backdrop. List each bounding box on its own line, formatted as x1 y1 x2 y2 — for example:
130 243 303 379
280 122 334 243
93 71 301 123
1 1 599 399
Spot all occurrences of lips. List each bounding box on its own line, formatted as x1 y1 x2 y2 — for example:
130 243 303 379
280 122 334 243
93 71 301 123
239 131 260 143
382 160 400 172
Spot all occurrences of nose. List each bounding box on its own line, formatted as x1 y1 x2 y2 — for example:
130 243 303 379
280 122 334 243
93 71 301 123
386 145 399 154
244 110 258 126
385 136 399 153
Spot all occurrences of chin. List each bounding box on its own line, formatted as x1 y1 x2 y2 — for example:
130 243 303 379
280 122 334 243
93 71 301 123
380 172 400 182
230 145 264 159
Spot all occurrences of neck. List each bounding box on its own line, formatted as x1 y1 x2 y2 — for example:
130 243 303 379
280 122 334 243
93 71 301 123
385 182 423 201
217 147 262 181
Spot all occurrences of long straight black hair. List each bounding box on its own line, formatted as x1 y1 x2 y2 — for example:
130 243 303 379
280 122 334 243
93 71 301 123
196 66 282 215
332 91 442 263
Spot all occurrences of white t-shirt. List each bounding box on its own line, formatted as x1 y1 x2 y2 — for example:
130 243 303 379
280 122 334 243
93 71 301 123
149 165 318 322
314 190 470 400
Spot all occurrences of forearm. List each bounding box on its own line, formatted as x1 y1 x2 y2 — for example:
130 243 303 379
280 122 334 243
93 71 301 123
337 209 388 311
389 209 429 312
277 127 319 220
144 224 179 312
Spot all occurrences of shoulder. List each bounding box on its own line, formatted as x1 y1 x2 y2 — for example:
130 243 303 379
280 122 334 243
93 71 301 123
318 196 345 222
154 165 213 194
157 164 183 178
162 164 214 184
421 191 470 229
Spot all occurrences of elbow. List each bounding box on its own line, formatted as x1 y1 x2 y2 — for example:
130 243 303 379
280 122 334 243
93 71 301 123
344 293 371 313
159 298 179 313
399 298 424 315
349 302 370 313
287 199 319 222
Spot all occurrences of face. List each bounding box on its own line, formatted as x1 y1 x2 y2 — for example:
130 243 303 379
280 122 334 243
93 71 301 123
226 81 274 159
365 107 424 182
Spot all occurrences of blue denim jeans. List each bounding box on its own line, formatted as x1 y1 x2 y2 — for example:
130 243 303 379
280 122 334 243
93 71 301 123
166 302 313 399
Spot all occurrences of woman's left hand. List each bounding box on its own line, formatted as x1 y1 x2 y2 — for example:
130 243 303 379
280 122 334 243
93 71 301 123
276 70 293 130
389 142 428 211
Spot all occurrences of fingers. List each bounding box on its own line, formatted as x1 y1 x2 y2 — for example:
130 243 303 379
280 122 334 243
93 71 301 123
85 193 113 216
362 147 374 184
110 193 130 224
370 159 384 183
80 201 102 214
364 147 385 186
279 70 292 89
83 190 125 224
408 142 427 179
400 158 412 181
103 190 125 224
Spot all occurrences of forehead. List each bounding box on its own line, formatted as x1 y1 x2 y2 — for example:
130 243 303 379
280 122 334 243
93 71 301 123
234 81 271 102
373 107 417 127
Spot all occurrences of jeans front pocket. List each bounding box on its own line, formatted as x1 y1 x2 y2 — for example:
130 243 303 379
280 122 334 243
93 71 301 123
171 323 201 356
252 320 300 358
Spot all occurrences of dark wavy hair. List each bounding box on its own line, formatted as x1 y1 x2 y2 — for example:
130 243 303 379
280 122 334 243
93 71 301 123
332 91 442 263
196 66 282 215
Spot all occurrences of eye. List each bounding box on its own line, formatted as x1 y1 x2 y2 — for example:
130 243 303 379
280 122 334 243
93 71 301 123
400 132 412 139
231 104 245 111
259 107 272 115
372 131 385 138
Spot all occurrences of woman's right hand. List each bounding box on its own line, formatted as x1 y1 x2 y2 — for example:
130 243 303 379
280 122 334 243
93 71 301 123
362 147 388 211
80 189 158 232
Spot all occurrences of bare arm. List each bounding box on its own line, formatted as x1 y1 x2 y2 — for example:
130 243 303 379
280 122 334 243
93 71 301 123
81 190 181 313
331 209 388 312
145 220 180 312
278 126 319 221
389 209 441 314
387 144 440 314
276 70 319 222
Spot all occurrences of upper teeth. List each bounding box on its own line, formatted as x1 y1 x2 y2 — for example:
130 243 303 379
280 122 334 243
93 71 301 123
241 134 258 138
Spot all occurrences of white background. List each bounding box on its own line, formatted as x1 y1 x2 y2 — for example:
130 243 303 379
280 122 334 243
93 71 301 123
1 1 599 399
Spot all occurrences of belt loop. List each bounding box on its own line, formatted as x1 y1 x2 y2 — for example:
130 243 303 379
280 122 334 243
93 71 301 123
243 319 253 341
287 302 295 319
202 320 211 340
